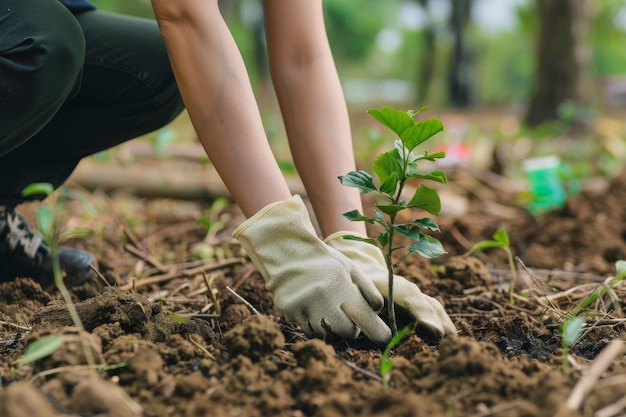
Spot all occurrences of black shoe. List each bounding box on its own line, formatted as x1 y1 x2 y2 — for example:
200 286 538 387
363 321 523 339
0 206 96 287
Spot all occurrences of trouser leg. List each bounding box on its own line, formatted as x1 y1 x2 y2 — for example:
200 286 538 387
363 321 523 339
0 9 184 205
0 0 85 157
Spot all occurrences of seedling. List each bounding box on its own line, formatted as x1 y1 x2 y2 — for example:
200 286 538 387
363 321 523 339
465 228 517 303
17 183 97 374
560 316 585 375
560 260 626 375
380 321 414 390
339 106 447 335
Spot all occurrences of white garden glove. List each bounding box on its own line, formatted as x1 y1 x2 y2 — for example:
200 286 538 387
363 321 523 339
232 195 392 343
325 232 458 337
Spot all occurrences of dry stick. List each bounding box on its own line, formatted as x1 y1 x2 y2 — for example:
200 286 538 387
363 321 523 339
341 359 382 381
89 264 112 287
123 243 167 273
187 334 216 360
226 286 260 315
119 257 244 291
0 320 31 331
595 395 626 417
563 339 625 412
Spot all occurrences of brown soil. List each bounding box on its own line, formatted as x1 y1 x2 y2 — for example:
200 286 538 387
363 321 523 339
1 167 625 417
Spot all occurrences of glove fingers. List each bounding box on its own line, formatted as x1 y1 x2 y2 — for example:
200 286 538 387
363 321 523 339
342 300 392 344
350 273 385 312
308 311 361 340
392 276 457 336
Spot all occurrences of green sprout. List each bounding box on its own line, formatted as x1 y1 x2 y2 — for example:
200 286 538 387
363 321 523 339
17 184 97 374
339 106 447 336
560 260 626 375
380 321 414 390
560 316 585 375
465 228 517 303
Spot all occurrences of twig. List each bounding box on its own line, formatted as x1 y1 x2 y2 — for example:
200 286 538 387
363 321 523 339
0 320 31 331
89 264 111 287
563 339 625 412
188 334 216 360
594 395 626 417
123 243 167 272
341 358 382 381
226 286 260 315
119 257 243 291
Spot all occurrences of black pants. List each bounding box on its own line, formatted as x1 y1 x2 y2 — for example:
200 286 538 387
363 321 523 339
0 0 184 206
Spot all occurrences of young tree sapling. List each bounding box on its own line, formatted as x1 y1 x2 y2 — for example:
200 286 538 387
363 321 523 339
339 106 447 335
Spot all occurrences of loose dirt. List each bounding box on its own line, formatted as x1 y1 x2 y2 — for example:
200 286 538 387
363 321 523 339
1 167 625 417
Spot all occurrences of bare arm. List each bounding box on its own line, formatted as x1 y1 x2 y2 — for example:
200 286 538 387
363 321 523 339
150 0 291 217
263 0 367 237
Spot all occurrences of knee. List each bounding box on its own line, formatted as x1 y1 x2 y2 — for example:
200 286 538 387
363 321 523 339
2 3 85 113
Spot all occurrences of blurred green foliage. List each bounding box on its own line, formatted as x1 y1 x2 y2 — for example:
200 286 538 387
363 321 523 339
88 0 626 107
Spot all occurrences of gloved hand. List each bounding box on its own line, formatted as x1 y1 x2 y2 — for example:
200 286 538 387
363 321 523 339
325 232 457 337
232 195 392 343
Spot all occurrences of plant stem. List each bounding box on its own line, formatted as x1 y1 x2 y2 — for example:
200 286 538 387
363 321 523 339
51 245 97 377
505 248 517 304
386 216 398 336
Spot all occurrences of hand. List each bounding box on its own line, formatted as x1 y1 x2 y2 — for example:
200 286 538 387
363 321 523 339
325 232 457 337
232 195 392 343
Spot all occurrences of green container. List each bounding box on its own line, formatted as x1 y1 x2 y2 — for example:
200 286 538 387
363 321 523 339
522 156 567 214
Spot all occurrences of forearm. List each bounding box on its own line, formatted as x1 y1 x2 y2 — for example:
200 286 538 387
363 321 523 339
271 57 366 237
263 0 366 237
151 0 290 217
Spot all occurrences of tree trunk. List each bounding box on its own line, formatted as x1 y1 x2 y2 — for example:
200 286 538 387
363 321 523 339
448 0 474 108
525 0 589 126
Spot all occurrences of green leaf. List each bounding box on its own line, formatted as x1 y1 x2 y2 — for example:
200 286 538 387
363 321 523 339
342 210 377 224
493 228 510 246
35 206 54 241
465 229 511 256
17 335 65 366
21 183 54 198
339 171 377 194
420 151 447 161
373 151 403 184
379 173 399 196
406 170 448 184
198 218 212 231
407 235 447 259
615 260 626 274
403 118 444 150
413 218 440 232
406 185 441 215
341 234 378 246
378 231 390 247
392 224 421 240
562 317 585 348
377 204 406 218
368 107 416 139
170 314 191 323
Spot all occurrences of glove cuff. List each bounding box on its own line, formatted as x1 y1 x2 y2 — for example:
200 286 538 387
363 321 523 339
232 194 314 239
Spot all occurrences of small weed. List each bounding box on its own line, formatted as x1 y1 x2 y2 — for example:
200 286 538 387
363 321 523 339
17 183 97 375
380 321 414 390
560 260 626 375
465 228 517 303
560 316 585 375
340 106 447 335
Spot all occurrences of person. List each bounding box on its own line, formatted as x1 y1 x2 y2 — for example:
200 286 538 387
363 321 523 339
150 0 457 343
0 0 184 286
1 0 456 343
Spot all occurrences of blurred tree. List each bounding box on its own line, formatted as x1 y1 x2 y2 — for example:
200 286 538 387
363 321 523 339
525 0 590 125
448 0 474 107
413 0 437 102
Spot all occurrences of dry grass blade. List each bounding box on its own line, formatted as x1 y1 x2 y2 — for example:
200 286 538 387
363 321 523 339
560 340 625 414
226 286 260 315
119 257 244 291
